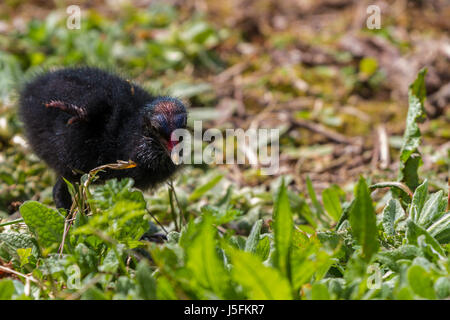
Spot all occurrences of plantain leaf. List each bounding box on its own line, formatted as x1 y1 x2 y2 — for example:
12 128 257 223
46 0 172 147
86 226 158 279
382 198 405 235
273 178 293 279
19 201 65 250
416 190 446 229
427 213 450 244
410 179 428 221
348 177 379 262
244 219 263 253
227 248 292 300
322 186 343 221
398 68 427 191
406 219 444 256
407 265 436 299
186 216 231 298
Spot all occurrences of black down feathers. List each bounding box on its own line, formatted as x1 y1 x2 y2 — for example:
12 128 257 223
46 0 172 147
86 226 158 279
19 67 187 210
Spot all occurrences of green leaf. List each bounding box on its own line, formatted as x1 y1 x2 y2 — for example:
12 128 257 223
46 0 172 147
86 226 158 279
136 261 157 300
62 177 77 198
188 175 223 201
410 179 428 221
407 265 436 299
406 220 444 256
311 282 331 300
0 279 15 300
0 232 39 263
322 186 343 221
16 248 32 267
227 248 292 299
255 235 271 261
434 277 450 299
273 178 293 278
201 206 241 225
80 180 149 243
81 287 108 300
19 201 65 249
398 68 427 191
186 216 231 298
417 191 446 229
348 177 379 262
306 176 325 220
376 245 423 272
156 276 177 300
427 213 450 244
290 240 331 290
244 219 263 253
382 198 405 235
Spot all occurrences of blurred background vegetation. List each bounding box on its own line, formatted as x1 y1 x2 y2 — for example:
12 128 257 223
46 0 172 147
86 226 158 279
0 0 448 223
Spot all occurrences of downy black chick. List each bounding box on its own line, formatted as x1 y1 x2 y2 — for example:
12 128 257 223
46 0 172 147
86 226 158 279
19 67 187 211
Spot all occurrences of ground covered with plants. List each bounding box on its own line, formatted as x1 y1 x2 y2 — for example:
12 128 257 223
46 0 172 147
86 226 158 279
0 1 449 300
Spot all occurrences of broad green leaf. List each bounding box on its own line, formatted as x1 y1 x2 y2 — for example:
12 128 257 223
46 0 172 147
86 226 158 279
311 283 331 300
273 178 293 278
398 68 427 191
156 276 177 300
322 186 342 221
410 179 428 221
417 191 446 229
0 232 39 263
188 175 223 201
81 287 108 300
434 277 450 299
98 247 121 273
77 200 148 243
290 236 332 289
17 248 32 267
406 220 444 256
136 261 157 300
427 213 450 244
382 198 405 235
0 279 15 300
186 216 231 298
245 219 263 253
79 180 148 243
348 177 379 261
19 201 65 249
376 245 423 272
407 265 436 299
255 235 271 261
228 248 292 299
